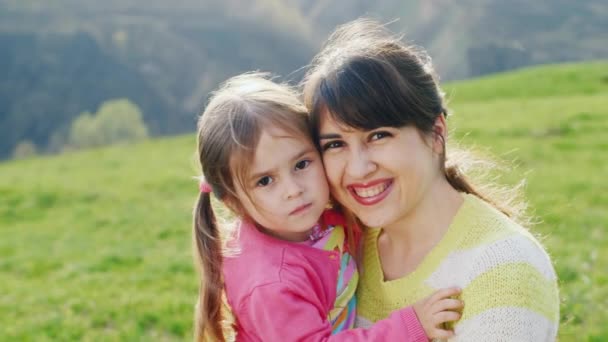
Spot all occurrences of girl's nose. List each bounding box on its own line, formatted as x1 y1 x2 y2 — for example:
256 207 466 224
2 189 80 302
284 175 304 200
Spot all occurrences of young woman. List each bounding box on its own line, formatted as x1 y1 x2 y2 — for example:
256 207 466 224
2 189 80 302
303 19 559 341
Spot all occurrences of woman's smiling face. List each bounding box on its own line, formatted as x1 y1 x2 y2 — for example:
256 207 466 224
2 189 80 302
318 109 442 228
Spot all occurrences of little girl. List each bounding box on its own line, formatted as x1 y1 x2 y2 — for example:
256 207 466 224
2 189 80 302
193 72 463 341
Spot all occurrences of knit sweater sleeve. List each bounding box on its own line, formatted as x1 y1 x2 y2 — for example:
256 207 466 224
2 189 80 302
237 281 427 342
451 235 560 341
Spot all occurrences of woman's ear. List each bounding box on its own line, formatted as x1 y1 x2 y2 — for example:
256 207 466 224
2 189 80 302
432 114 448 154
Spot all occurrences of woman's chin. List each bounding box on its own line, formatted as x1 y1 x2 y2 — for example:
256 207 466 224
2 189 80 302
357 213 392 229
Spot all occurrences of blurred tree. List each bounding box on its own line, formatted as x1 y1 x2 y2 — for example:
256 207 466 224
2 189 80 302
68 99 148 149
95 99 148 144
69 111 97 149
48 129 68 154
12 140 38 159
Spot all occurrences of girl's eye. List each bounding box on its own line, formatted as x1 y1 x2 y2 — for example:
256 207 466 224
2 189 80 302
321 141 344 151
256 176 273 187
370 131 392 141
295 160 311 170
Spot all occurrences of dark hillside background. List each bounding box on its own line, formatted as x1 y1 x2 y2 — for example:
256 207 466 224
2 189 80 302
1 0 606 159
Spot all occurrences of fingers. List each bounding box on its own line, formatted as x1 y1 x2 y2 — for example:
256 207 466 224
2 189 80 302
428 328 455 340
420 287 464 340
432 298 464 313
428 287 461 302
434 311 462 324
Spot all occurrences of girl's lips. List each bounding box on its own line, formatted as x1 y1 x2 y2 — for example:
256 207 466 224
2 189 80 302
347 179 393 206
289 203 312 216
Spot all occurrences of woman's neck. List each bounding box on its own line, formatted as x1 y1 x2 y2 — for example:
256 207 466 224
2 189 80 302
378 177 464 278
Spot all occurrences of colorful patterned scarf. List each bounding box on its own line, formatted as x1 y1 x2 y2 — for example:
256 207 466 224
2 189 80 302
310 211 359 333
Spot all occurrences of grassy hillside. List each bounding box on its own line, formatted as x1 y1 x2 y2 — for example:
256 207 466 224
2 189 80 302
446 61 608 341
0 137 199 340
1 61 607 340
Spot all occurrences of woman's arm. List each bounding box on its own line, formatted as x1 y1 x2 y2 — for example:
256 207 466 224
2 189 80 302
451 236 559 341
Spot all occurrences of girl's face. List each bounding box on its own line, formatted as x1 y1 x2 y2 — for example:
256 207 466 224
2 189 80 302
233 125 329 242
318 110 443 229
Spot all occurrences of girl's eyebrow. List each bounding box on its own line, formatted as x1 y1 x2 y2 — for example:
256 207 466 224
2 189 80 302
319 133 342 140
248 148 316 182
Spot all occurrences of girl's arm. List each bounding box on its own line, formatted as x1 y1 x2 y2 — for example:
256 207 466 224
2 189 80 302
237 281 426 342
237 283 461 341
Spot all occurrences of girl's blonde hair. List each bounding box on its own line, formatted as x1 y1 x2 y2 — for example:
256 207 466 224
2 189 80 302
193 72 311 341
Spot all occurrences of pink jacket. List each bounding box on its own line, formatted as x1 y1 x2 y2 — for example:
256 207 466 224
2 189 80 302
222 219 427 341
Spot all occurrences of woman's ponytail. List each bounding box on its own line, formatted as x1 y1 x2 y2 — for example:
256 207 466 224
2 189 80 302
443 148 528 226
444 164 477 195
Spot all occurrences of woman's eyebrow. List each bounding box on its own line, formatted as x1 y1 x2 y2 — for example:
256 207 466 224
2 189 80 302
319 133 342 140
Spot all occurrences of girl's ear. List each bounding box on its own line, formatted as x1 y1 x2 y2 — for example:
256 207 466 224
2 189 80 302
432 114 448 154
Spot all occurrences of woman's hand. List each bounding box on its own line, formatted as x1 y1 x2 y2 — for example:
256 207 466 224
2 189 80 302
413 287 463 340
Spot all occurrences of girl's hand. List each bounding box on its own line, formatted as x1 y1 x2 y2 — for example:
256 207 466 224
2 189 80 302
413 287 463 340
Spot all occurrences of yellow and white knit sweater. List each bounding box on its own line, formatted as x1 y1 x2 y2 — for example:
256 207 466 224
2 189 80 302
356 194 559 341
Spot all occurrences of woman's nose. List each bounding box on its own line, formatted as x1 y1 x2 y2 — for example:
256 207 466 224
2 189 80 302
345 147 376 179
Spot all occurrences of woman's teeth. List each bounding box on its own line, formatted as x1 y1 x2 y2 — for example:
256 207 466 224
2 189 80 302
353 182 388 198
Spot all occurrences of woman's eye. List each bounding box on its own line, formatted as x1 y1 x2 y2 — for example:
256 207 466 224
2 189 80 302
370 131 392 141
295 160 311 170
256 176 273 187
322 141 344 151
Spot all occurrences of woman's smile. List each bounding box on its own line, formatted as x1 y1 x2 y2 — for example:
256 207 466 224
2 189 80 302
348 179 393 205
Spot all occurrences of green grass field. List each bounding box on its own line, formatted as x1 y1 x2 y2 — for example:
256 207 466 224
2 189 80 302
1 61 607 341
